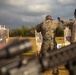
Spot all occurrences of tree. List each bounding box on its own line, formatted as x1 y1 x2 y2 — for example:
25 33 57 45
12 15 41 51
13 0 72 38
69 18 73 21
9 26 35 37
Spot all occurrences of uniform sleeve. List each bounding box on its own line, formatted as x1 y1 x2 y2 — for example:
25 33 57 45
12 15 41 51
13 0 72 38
36 23 42 32
60 20 74 27
53 21 59 29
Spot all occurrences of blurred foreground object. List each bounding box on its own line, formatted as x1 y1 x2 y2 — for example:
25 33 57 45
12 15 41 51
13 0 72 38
0 38 76 75
0 39 32 59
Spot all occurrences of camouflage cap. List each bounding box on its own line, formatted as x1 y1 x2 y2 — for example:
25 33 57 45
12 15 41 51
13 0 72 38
46 15 52 20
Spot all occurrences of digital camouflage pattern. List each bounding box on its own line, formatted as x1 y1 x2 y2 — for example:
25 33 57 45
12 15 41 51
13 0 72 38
36 20 58 52
60 20 76 43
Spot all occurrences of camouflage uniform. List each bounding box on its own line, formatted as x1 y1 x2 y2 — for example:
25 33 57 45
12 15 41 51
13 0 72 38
36 20 58 53
60 20 76 43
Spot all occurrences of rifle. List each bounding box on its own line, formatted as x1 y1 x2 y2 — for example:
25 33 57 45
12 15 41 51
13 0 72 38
0 39 33 75
0 39 76 75
39 42 76 75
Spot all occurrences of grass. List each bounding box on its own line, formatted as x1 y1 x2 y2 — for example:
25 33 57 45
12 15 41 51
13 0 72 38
56 37 64 44
9 37 64 56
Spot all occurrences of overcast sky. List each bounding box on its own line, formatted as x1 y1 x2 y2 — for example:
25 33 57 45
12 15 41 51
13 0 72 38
0 0 76 29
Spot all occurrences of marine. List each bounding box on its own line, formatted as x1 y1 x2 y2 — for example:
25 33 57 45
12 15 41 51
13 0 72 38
36 15 59 75
36 15 58 53
58 9 76 44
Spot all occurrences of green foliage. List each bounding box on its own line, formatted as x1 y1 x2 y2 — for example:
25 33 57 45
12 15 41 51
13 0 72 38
9 26 35 37
9 28 21 36
69 18 73 21
56 26 64 37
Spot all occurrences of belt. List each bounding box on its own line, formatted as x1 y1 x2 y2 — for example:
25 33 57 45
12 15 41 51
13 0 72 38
43 39 52 42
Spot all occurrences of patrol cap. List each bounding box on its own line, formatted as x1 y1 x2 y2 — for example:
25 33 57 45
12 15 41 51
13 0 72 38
46 15 52 20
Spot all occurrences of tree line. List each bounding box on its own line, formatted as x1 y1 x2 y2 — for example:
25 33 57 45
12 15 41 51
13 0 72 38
9 25 64 37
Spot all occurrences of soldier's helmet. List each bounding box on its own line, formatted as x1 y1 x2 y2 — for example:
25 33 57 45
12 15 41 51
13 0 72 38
46 15 52 20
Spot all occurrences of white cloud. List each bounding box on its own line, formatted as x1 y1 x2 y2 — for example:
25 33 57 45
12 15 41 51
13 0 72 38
57 0 76 5
7 0 27 6
22 17 34 22
27 4 51 13
0 0 76 29
21 15 45 23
